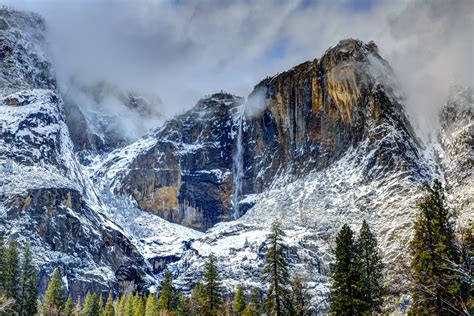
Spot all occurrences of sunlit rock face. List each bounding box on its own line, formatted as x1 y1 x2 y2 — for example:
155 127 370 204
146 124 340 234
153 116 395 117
114 93 244 231
242 39 420 192
112 39 428 231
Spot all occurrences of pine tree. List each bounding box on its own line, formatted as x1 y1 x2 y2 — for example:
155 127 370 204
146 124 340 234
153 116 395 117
0 235 5 293
459 224 473 314
19 242 39 316
356 220 384 313
104 291 115 316
157 270 176 311
98 293 105 316
133 294 145 316
289 276 312 316
409 180 469 315
43 268 65 315
329 224 367 315
124 294 134 316
262 221 290 316
145 293 157 316
116 294 126 316
82 292 93 315
203 253 222 314
233 286 246 314
4 239 21 310
175 292 189 316
188 282 207 315
64 296 74 316
247 288 262 315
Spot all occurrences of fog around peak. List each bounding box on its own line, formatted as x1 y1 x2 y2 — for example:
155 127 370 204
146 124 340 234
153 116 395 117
3 0 472 142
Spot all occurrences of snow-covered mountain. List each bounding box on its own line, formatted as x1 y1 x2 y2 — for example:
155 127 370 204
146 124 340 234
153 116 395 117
0 8 472 311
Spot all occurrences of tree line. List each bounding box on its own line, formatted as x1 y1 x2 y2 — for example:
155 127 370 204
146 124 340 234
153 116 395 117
0 179 472 315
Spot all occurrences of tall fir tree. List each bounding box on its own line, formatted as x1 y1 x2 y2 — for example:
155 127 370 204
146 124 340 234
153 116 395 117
262 221 290 316
0 236 5 293
133 294 145 316
4 239 21 312
157 270 176 311
19 242 39 316
246 288 262 316
409 180 468 315
98 293 105 316
460 224 473 314
329 224 367 315
104 291 115 316
145 293 158 316
356 220 384 313
188 282 207 315
43 268 65 315
82 292 93 316
175 292 189 316
203 253 222 314
63 296 74 316
116 294 126 316
124 293 134 316
233 286 246 315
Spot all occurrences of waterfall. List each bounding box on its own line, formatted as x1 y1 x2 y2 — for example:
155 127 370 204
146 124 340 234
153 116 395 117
232 106 245 219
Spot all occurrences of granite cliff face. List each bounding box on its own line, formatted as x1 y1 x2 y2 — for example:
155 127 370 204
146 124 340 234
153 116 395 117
106 39 427 231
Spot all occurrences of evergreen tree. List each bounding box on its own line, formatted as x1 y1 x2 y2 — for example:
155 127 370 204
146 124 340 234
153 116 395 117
19 242 39 316
64 296 74 316
116 294 126 316
133 294 145 316
203 253 222 314
240 288 262 316
144 293 157 316
460 224 473 314
4 239 21 310
175 292 189 316
157 270 176 311
409 180 469 315
329 224 367 315
43 268 65 315
98 293 105 316
242 304 253 316
82 292 93 315
290 276 312 316
233 286 246 314
124 294 134 316
188 282 207 315
104 291 115 316
356 220 384 313
262 221 290 316
0 236 5 293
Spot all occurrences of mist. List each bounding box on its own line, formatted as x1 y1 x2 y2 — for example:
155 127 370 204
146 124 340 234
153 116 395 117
2 0 473 142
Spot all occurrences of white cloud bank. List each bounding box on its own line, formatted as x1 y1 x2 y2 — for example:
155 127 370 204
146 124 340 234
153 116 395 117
2 0 473 141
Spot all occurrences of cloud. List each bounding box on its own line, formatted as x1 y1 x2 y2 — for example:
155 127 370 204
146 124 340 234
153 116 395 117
2 0 472 142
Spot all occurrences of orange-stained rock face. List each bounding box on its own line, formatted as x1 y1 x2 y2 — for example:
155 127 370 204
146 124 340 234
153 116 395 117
118 39 417 231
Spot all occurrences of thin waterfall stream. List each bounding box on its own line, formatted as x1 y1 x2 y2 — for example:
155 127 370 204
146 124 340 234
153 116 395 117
232 105 245 219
